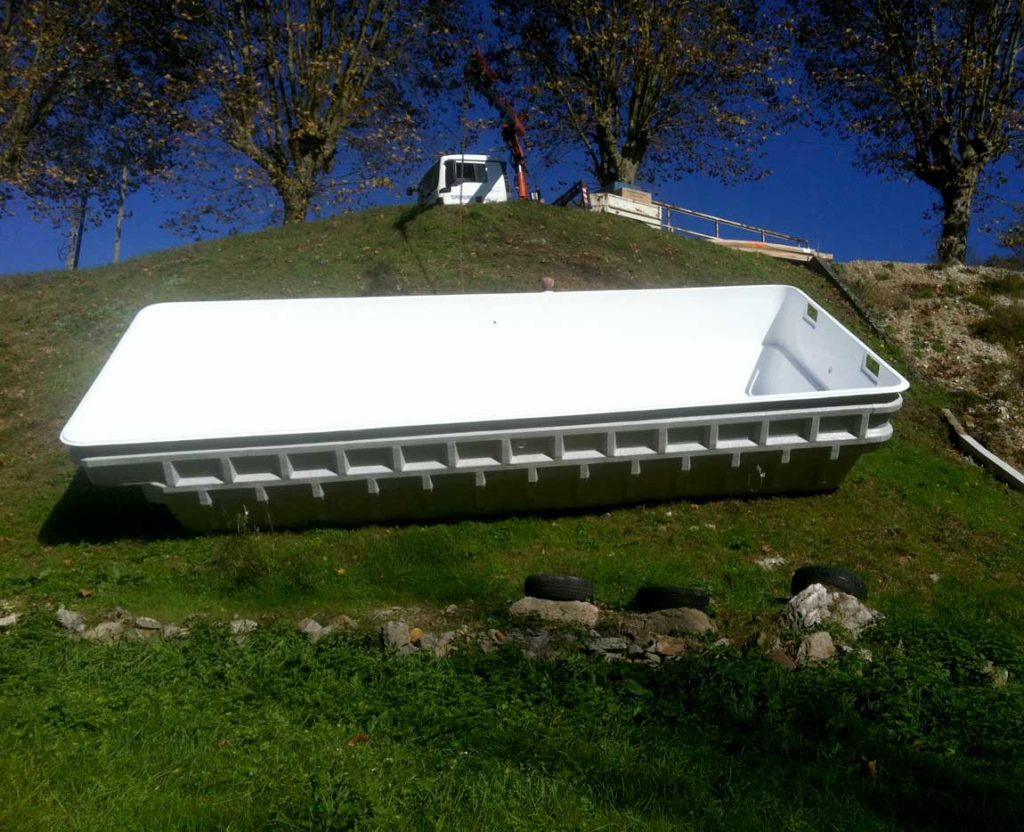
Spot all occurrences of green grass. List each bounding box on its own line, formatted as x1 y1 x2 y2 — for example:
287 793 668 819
2 615 1022 831
2 201 1024 829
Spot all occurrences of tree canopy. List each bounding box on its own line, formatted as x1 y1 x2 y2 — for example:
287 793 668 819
492 0 790 191
175 0 461 228
792 0 1024 264
1 0 199 263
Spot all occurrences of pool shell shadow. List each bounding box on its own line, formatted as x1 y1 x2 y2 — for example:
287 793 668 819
39 470 189 545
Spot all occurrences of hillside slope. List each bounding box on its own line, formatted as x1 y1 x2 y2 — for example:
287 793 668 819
1 200 1020 617
839 260 1024 470
0 201 824 539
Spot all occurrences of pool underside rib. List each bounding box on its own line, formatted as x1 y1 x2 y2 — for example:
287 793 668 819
82 396 902 531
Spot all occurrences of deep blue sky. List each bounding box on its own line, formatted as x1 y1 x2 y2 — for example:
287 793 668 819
1 121 1020 276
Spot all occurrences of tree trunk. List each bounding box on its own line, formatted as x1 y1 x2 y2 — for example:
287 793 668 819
594 121 624 190
937 171 979 265
593 124 644 188
616 157 639 185
113 165 129 263
66 193 87 271
279 180 312 225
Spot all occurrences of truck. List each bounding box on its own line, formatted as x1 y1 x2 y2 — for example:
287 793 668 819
409 154 511 206
409 49 533 208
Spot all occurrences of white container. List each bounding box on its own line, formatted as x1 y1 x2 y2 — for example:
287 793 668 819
61 286 909 531
590 192 663 228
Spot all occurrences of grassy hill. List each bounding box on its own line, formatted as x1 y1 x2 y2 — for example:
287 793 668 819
1 202 1023 830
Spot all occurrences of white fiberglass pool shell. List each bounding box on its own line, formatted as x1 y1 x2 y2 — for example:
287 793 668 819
62 285 908 531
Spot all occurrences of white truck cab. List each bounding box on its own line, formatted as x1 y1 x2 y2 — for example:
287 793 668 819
410 154 509 206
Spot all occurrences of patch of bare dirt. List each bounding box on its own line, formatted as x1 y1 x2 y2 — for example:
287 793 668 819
839 260 1024 471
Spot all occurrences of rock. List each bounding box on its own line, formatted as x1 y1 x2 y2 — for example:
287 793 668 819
82 621 124 643
316 624 338 639
755 557 786 570
102 607 134 625
796 631 836 665
123 628 157 642
768 647 797 670
627 643 647 660
488 628 510 645
781 584 830 629
381 621 411 650
508 597 600 628
929 573 940 583
586 636 629 655
230 619 258 636
620 607 715 640
0 613 18 629
327 614 355 628
56 606 86 633
161 624 189 639
521 630 552 658
653 635 690 658
829 592 881 636
652 607 714 636
134 616 162 630
418 631 457 657
298 618 322 637
781 584 881 637
444 604 458 615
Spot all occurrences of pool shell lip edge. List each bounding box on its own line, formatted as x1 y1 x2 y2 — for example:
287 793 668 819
59 284 910 454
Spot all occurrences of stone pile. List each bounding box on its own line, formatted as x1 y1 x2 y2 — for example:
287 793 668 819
380 621 458 657
772 583 883 667
53 605 193 642
373 596 722 664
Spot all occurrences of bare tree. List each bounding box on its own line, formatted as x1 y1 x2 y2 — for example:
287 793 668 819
492 0 790 190
184 0 458 226
0 0 107 194
792 0 1024 265
2 1 199 265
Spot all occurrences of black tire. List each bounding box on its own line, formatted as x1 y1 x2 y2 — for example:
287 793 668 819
630 585 711 613
790 566 868 600
524 574 594 602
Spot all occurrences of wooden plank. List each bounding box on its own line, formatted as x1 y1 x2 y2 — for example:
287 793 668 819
614 186 652 204
942 409 1024 491
707 239 817 262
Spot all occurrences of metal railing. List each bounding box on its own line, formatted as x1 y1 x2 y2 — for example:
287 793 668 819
551 180 591 209
552 183 817 256
654 200 811 249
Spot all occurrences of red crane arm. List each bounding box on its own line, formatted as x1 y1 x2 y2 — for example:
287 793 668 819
465 48 530 200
